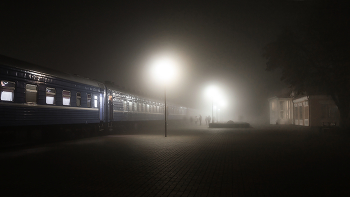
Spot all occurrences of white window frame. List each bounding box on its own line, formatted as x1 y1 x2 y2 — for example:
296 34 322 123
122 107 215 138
279 101 284 119
46 87 56 105
94 95 98 108
1 80 15 102
123 101 126 111
62 90 71 106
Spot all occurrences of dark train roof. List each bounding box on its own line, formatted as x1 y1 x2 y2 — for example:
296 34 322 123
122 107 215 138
0 55 185 106
105 83 163 102
0 54 104 88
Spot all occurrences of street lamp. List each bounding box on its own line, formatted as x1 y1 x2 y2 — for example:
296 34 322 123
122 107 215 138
217 108 220 123
206 86 219 124
213 105 217 123
152 57 177 137
205 86 227 124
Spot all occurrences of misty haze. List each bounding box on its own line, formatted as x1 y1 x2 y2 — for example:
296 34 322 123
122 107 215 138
1 1 349 196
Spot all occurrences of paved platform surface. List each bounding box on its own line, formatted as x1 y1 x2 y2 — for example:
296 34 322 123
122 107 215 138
1 125 350 196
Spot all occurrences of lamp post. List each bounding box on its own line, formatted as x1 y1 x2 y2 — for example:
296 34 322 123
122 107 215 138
152 57 176 137
164 85 167 137
206 86 227 125
212 99 214 124
217 108 220 123
213 105 217 124
206 86 218 124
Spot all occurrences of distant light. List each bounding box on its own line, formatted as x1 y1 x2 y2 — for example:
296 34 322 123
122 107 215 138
206 86 217 95
219 100 226 107
205 85 223 101
151 57 177 83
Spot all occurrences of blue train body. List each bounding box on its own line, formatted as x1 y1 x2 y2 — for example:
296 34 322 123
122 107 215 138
0 55 188 134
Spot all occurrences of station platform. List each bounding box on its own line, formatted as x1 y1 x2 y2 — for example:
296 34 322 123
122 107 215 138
1 125 349 196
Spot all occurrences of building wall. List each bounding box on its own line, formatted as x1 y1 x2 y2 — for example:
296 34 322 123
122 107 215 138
270 95 340 127
293 96 309 126
269 97 293 125
269 98 278 124
309 95 339 126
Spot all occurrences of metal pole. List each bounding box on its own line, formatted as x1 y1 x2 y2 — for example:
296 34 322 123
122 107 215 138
218 110 220 123
212 98 214 123
165 85 167 137
216 109 218 123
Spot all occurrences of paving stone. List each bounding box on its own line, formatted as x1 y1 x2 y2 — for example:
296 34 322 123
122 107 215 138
1 125 350 196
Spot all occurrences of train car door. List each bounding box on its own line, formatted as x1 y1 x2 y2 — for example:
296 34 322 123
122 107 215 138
99 94 103 121
109 94 113 122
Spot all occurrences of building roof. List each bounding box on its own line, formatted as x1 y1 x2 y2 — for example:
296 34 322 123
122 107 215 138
268 88 292 100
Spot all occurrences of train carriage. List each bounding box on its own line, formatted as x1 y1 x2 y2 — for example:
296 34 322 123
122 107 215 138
0 55 105 129
107 86 165 126
106 84 189 128
0 54 190 140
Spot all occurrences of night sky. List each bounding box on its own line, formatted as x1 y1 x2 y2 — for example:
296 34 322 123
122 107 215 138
0 1 313 123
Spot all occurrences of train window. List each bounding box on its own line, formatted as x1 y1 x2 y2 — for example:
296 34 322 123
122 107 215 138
76 92 81 107
128 102 132 111
46 87 56 104
26 84 37 104
87 94 91 107
94 95 98 108
62 90 71 106
123 101 126 111
1 80 15 101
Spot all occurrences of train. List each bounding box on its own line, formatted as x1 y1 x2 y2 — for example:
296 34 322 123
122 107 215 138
0 55 195 140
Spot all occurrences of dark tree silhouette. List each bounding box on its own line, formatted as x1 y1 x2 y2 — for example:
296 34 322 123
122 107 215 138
263 1 350 127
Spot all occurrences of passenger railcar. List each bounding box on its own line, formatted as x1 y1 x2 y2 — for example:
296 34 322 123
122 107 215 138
0 55 188 139
0 55 105 127
106 84 188 128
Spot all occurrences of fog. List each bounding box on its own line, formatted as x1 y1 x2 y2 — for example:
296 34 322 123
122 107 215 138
0 1 308 124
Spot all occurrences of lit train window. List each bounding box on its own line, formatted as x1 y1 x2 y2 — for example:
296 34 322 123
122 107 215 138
63 90 71 106
26 84 37 104
94 95 98 108
129 102 132 111
1 80 15 101
46 87 56 104
87 94 91 107
76 92 81 106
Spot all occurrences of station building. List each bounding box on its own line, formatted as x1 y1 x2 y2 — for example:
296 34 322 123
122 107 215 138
269 93 339 127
